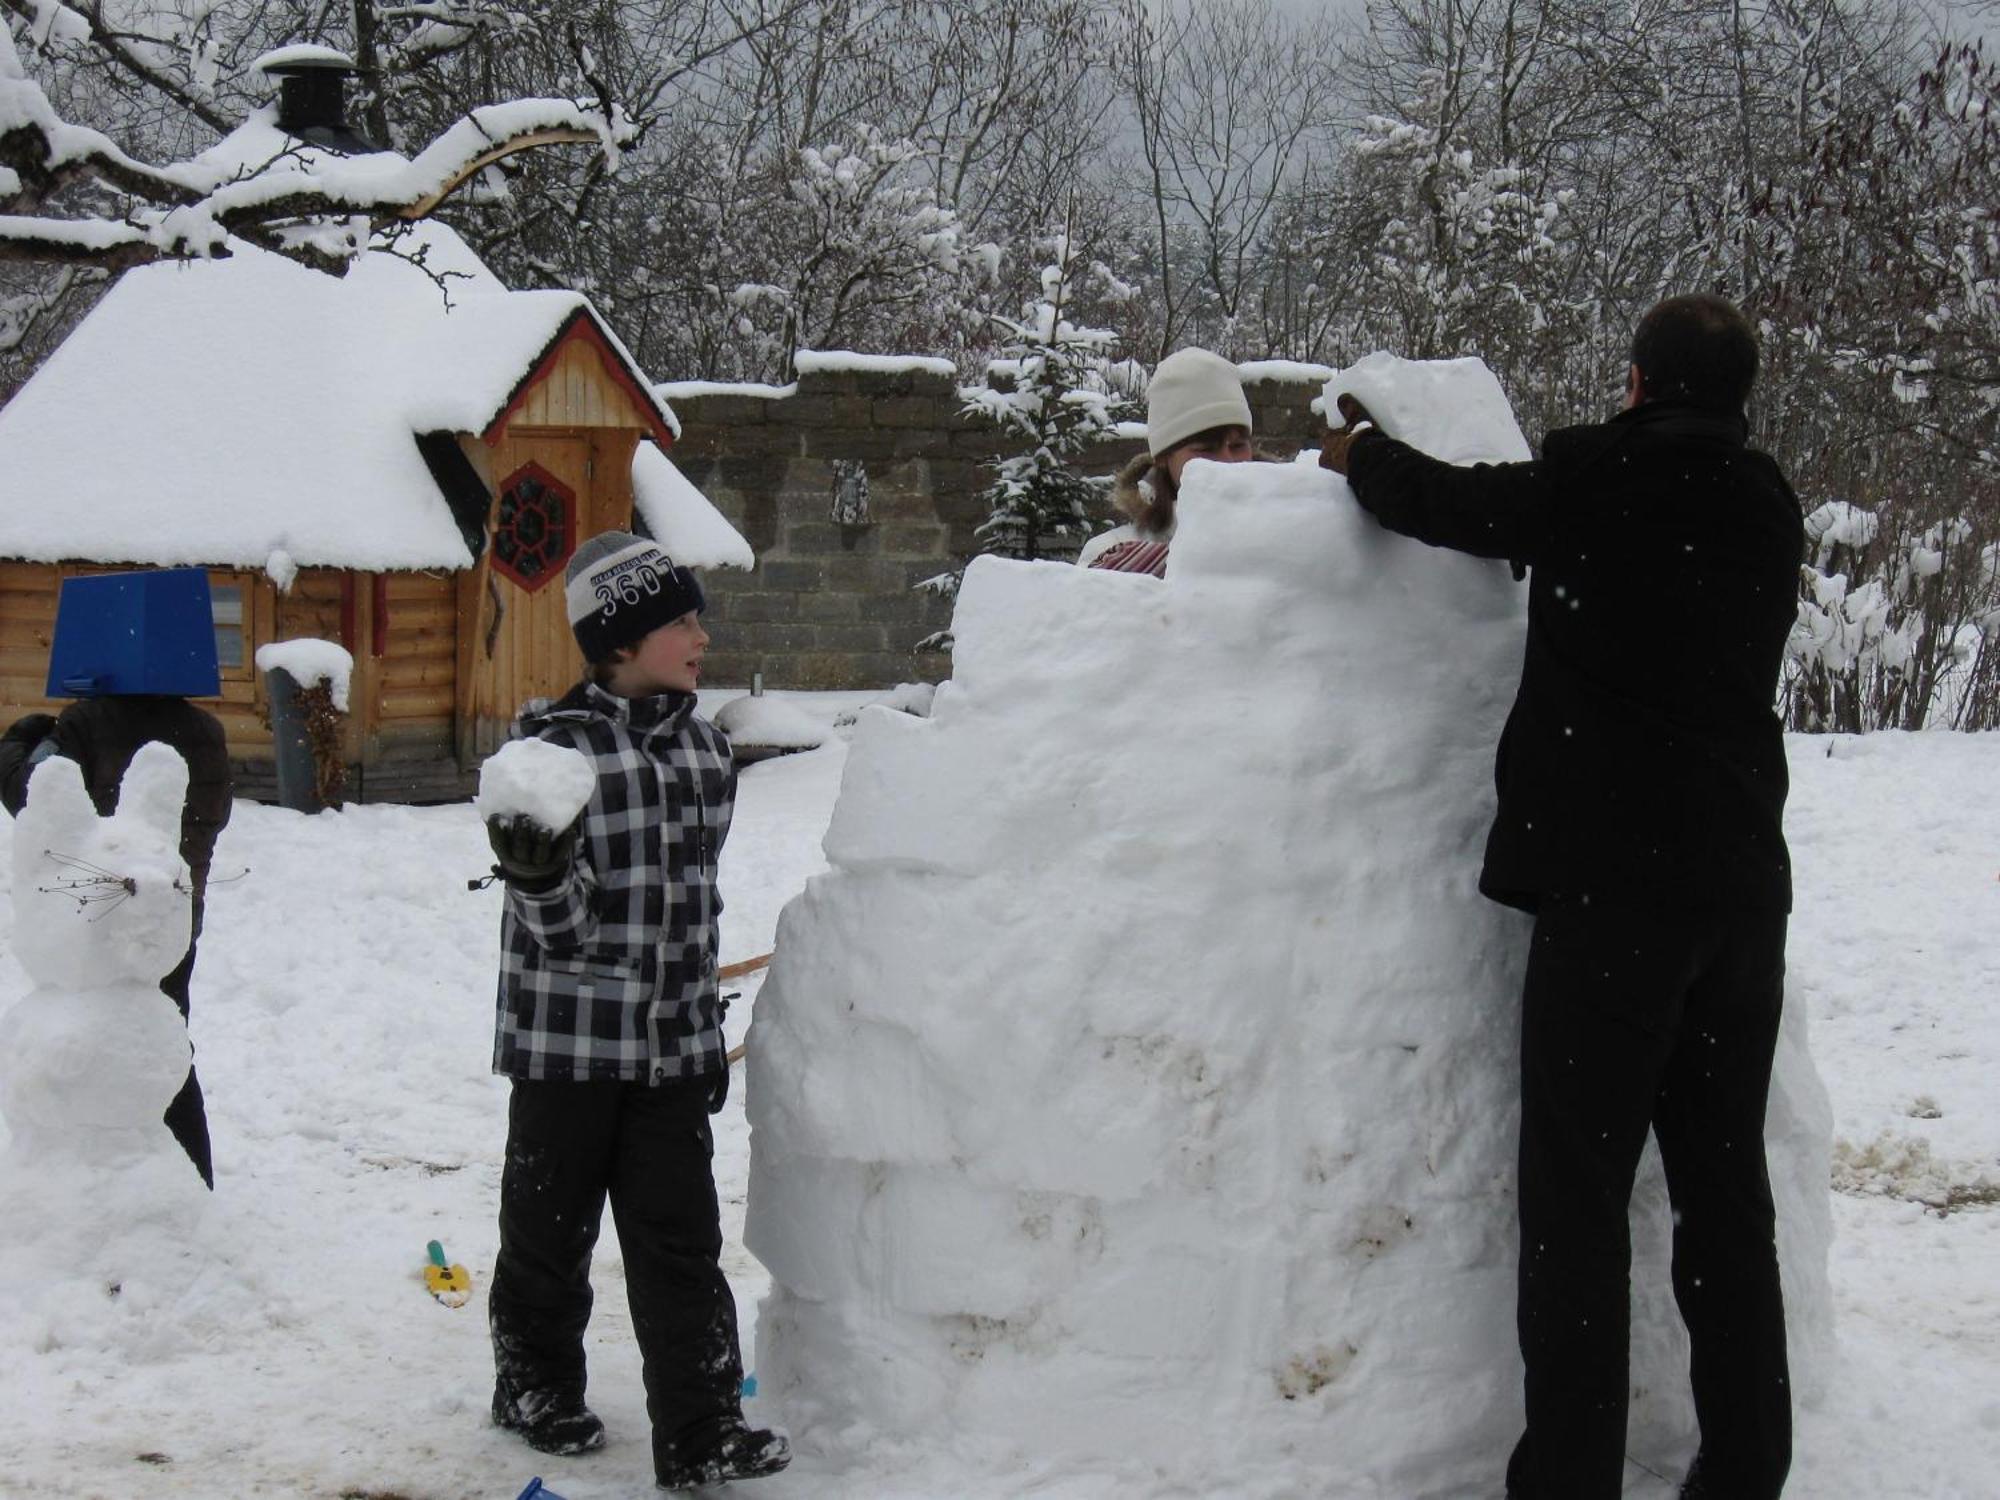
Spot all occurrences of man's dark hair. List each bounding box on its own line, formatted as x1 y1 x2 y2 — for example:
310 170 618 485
1629 293 1759 412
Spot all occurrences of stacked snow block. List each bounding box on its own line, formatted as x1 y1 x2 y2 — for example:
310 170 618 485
744 361 1835 1498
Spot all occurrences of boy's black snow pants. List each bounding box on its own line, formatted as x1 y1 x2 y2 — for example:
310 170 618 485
489 1076 745 1477
1504 896 1792 1500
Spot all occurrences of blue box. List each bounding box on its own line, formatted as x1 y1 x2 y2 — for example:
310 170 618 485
46 568 222 698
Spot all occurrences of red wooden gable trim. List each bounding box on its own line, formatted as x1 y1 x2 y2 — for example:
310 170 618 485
481 307 677 450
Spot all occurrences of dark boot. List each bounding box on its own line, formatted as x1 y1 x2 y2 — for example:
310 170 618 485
492 1383 607 1456
655 1423 791 1490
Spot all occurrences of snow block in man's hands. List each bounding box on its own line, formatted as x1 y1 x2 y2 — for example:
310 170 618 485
45 567 221 698
1323 352 1534 466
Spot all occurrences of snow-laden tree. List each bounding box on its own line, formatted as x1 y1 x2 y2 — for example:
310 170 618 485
917 232 1128 649
963 236 1128 561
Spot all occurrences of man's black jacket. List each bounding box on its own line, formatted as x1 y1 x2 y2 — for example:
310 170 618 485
1344 399 1803 914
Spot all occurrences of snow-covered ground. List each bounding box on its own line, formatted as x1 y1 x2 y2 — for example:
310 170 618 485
0 701 1994 1499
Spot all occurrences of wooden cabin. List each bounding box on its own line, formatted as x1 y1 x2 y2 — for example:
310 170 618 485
0 191 749 801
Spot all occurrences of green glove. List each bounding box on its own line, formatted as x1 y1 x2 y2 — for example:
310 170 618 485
485 813 580 892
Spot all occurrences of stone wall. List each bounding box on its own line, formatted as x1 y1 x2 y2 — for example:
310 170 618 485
665 359 1329 691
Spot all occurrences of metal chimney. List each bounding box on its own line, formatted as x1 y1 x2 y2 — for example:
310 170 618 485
252 46 381 155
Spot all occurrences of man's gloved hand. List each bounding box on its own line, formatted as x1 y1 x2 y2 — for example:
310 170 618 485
485 813 581 892
1318 393 1380 477
3 713 58 747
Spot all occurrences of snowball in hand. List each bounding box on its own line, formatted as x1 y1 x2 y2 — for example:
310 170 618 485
476 739 595 833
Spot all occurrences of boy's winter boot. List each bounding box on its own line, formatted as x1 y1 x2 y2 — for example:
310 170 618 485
655 1424 792 1491
492 1384 607 1456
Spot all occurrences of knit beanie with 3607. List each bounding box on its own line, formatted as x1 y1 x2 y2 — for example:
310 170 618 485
564 531 705 660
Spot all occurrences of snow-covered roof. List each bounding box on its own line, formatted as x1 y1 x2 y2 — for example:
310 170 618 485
632 443 755 570
0 162 700 572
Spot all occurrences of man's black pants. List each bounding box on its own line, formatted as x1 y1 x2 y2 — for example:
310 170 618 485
1504 897 1791 1500
489 1076 744 1474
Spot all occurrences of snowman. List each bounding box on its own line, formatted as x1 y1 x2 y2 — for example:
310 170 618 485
0 741 209 1267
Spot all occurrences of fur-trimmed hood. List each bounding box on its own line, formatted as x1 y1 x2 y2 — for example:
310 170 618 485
1111 451 1174 540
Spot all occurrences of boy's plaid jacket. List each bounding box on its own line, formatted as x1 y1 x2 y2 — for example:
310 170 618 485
492 679 735 1086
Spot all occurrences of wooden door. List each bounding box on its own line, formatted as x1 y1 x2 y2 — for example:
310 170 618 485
464 431 590 757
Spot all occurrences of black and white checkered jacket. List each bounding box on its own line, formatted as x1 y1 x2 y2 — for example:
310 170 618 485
492 680 735 1086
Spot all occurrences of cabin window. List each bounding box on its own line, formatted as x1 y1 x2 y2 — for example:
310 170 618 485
493 462 576 593
211 581 248 671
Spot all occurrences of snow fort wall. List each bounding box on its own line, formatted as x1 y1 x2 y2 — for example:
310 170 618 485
744 357 1834 1497
664 356 1328 692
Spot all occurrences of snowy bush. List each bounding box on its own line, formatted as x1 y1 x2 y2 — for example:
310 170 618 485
1783 501 2000 732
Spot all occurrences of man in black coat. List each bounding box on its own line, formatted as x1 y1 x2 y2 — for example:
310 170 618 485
1322 294 1803 1500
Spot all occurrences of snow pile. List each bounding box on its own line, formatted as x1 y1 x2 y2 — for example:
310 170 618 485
0 745 209 1354
475 738 596 833
255 638 354 712
746 355 1833 1496
714 695 830 751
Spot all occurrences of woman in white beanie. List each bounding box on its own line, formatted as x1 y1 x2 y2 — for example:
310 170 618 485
1079 346 1255 577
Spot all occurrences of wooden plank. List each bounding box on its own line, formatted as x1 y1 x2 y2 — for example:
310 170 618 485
0 647 56 677
384 573 457 603
0 594 59 627
381 659 457 691
384 607 458 636
385 628 458 657
379 687 455 719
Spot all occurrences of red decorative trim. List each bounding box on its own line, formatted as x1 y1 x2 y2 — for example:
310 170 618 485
371 573 389 658
481 307 677 450
340 574 358 653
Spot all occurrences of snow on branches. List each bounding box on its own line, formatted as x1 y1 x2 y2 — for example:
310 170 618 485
0 21 634 273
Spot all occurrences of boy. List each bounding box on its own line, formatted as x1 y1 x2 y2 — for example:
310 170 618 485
483 531 789 1491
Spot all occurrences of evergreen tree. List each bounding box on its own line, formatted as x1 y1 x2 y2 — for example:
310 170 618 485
969 235 1130 559
918 231 1129 648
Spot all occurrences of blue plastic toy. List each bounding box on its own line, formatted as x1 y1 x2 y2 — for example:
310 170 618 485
45 568 221 698
514 1480 568 1500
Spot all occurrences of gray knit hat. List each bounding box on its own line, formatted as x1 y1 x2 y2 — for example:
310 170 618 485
564 530 705 660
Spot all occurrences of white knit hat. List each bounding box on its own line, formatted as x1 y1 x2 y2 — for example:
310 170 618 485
1146 348 1252 458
